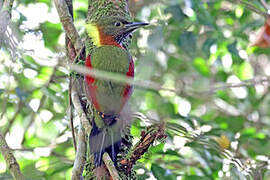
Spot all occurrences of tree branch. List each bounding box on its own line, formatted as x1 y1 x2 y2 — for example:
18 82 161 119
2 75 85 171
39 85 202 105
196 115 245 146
53 0 83 53
0 131 24 180
63 0 77 153
260 0 270 11
3 100 23 136
71 85 91 180
103 153 120 180
70 64 175 94
71 127 86 180
120 124 165 174
54 0 89 178
71 85 91 138
198 76 270 94
69 79 77 151
228 0 269 18
0 0 14 47
70 64 270 97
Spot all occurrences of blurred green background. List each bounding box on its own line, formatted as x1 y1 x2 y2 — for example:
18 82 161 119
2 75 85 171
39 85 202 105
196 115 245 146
0 0 270 179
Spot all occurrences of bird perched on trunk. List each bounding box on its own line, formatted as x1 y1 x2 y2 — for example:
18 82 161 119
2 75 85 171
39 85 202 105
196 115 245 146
84 16 148 167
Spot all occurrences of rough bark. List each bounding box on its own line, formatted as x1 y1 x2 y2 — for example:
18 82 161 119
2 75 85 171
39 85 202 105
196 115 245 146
0 0 14 47
0 132 25 180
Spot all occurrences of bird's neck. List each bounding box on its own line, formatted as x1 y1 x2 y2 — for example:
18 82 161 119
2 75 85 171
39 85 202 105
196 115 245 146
85 23 122 48
99 28 122 48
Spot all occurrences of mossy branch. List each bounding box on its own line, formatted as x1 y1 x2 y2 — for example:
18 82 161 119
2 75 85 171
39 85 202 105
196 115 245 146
103 153 121 180
0 132 25 180
71 127 87 180
120 124 166 175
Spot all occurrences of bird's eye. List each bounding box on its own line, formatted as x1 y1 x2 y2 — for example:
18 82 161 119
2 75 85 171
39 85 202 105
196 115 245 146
114 21 122 27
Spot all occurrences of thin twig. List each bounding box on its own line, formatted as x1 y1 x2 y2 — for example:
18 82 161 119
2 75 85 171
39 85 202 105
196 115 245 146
69 78 77 151
63 0 77 152
260 0 270 11
70 64 270 96
3 100 23 136
0 131 25 180
103 153 120 180
198 76 270 94
70 64 175 94
228 0 269 18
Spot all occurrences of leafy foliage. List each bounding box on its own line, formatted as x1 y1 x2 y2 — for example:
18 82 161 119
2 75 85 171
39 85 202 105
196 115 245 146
0 0 270 179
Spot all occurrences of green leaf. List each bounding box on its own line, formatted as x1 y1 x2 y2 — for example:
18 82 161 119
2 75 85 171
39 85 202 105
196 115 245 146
192 0 215 27
167 56 185 72
37 67 53 82
237 61 253 80
131 122 141 137
149 143 164 153
22 55 40 70
193 57 210 77
40 21 62 51
21 160 44 179
242 127 256 136
151 164 175 180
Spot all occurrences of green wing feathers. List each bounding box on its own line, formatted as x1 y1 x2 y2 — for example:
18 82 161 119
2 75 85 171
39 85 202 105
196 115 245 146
90 45 131 114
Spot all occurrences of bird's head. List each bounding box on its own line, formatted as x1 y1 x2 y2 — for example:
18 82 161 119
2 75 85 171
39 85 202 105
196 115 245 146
85 16 148 47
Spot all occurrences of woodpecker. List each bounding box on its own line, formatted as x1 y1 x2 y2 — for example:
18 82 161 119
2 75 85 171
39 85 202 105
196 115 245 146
84 16 148 166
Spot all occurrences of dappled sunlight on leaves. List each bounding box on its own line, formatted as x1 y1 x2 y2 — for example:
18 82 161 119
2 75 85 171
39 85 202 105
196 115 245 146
0 0 270 179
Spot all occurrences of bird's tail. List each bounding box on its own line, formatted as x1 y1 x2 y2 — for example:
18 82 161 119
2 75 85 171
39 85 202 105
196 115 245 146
89 105 133 167
89 115 123 167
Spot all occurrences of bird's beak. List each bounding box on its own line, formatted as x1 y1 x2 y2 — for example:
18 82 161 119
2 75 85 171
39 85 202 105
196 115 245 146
117 22 149 44
124 22 149 32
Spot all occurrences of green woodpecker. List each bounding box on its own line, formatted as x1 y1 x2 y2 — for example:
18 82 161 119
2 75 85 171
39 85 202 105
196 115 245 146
85 16 148 166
